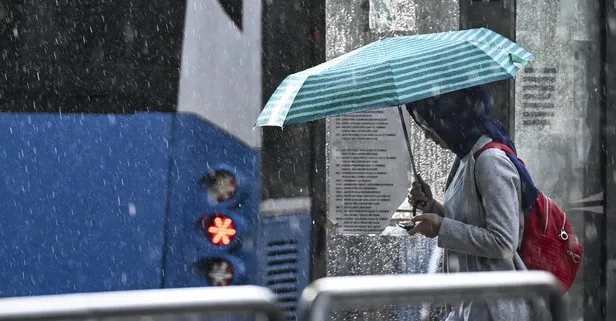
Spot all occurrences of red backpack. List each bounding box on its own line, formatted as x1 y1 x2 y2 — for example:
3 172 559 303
474 142 583 291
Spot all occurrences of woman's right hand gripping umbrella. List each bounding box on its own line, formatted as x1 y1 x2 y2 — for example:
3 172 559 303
407 174 447 238
408 174 444 216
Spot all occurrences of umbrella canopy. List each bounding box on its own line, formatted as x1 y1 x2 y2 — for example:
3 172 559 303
255 27 533 128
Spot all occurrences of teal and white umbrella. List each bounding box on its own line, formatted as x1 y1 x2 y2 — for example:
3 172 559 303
255 27 533 128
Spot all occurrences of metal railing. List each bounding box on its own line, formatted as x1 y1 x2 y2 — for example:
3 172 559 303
298 270 565 321
0 286 283 321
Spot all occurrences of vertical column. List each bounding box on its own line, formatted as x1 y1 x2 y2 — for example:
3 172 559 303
603 0 616 319
308 0 328 282
459 0 516 134
262 2 317 199
260 0 327 281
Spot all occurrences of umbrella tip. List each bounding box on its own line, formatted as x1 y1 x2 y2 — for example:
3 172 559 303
509 53 531 65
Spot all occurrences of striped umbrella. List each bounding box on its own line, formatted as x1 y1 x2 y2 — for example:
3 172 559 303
255 27 533 128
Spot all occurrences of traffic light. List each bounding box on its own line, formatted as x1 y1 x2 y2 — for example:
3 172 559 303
203 215 237 246
196 165 253 287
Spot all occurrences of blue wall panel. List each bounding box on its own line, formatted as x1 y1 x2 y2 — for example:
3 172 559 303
0 113 173 297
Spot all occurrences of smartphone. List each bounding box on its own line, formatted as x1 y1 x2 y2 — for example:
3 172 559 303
397 221 415 230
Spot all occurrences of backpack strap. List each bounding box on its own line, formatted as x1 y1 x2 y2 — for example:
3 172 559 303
474 141 514 159
473 141 525 166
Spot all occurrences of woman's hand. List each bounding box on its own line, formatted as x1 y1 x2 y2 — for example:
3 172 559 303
408 174 435 212
409 213 443 238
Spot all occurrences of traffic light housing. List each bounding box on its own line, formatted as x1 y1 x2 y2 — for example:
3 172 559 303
163 115 260 289
195 165 254 287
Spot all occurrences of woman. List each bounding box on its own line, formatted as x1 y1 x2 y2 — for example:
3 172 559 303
406 85 541 321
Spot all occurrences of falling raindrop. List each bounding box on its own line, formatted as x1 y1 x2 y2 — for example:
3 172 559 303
128 203 137 217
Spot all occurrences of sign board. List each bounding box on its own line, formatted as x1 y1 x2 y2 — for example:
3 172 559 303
327 109 411 234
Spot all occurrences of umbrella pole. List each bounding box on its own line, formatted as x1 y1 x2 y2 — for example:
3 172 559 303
397 106 418 176
397 106 419 217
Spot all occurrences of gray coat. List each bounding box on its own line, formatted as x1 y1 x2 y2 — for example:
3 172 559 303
438 136 533 321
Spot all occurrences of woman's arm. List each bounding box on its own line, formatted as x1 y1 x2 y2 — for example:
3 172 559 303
436 149 521 259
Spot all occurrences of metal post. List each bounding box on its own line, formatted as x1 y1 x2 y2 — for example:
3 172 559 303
298 271 565 321
0 286 283 321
